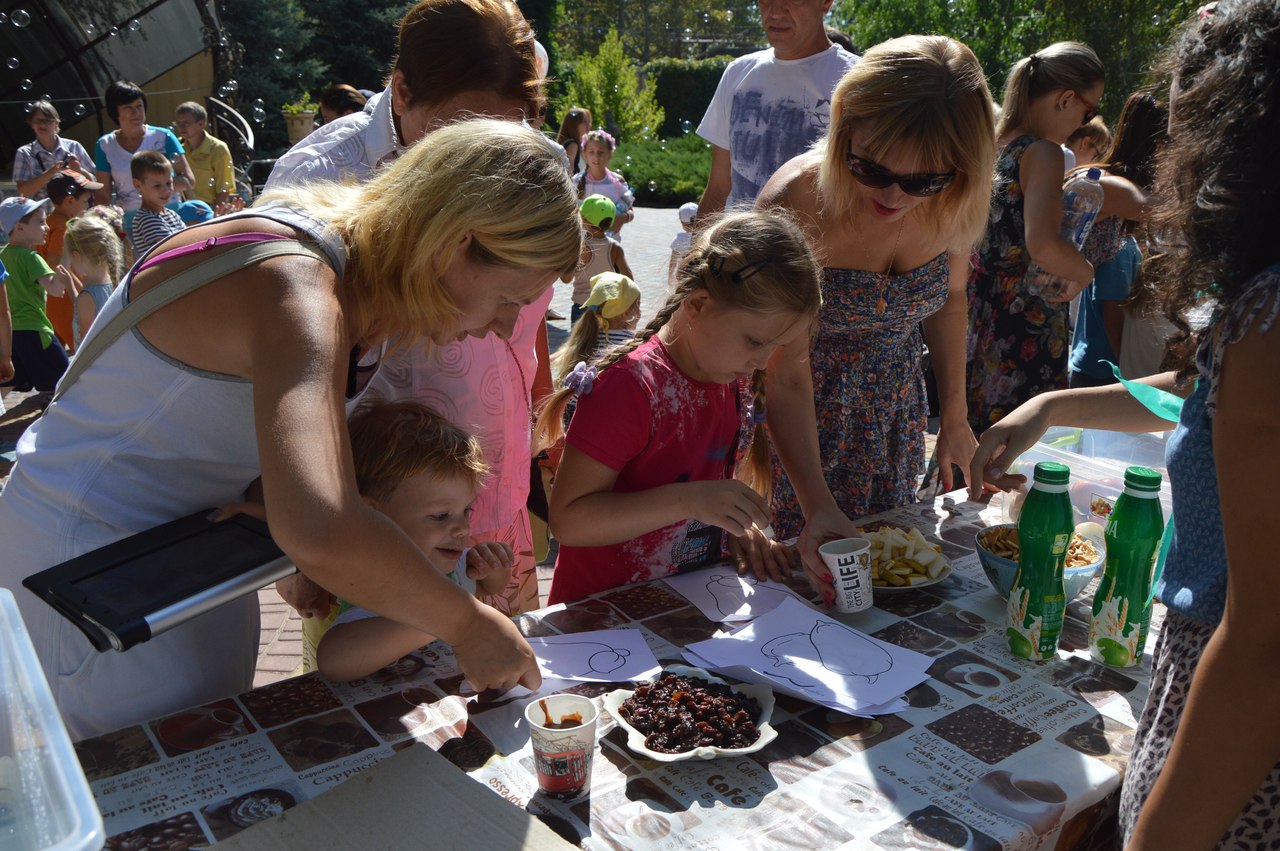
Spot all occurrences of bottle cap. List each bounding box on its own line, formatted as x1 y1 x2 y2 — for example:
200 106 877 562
1124 466 1162 491
1032 461 1070 485
1086 167 1102 180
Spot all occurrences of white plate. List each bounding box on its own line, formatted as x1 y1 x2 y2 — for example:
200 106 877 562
602 665 777 762
871 560 953 592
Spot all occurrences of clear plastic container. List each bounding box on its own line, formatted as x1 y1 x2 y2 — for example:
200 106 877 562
0 589 104 851
1001 440 1173 528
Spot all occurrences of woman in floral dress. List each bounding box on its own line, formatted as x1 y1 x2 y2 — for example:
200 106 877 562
966 42 1105 432
759 35 996 538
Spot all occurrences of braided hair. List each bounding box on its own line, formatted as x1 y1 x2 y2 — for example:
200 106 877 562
535 209 822 499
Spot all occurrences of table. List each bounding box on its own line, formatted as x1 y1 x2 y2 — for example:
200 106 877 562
77 492 1155 850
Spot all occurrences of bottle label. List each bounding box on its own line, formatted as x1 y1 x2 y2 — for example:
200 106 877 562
1051 533 1069 555
1089 595 1144 667
1007 587 1065 661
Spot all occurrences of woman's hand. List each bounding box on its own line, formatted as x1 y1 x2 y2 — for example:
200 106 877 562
450 605 542 692
966 397 1053 500
728 525 799 582
686 480 771 538
934 417 979 492
465 541 514 581
796 504 862 608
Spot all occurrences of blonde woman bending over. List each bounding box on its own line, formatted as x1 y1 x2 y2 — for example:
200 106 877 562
0 120 579 739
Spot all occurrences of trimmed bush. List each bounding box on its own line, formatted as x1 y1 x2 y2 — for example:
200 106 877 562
644 56 734 139
613 133 712 207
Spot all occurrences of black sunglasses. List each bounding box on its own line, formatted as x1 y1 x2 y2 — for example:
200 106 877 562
845 151 956 197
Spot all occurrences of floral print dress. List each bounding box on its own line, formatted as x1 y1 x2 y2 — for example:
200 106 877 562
771 254 950 538
966 135 1072 432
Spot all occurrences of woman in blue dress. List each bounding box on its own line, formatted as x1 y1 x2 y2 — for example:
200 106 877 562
970 3 1280 844
759 35 996 563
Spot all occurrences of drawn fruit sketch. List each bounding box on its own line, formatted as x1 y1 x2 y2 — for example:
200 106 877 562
762 621 895 690
539 641 631 678
706 574 792 618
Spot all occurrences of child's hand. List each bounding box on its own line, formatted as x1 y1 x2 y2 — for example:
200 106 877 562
466 541 514 581
687 480 771 538
729 526 800 583
0 356 14 384
55 265 81 297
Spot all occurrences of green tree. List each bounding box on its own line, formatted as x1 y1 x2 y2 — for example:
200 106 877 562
559 27 664 142
830 0 1196 118
219 0 327 155
555 0 761 64
298 0 405 91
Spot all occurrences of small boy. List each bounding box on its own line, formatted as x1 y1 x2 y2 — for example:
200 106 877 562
129 150 185 256
0 196 75 396
668 201 698 286
561 194 633 326
316 399 514 682
41 170 104 350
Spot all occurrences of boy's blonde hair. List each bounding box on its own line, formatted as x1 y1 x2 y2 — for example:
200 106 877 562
348 398 488 504
64 216 125 283
997 41 1105 139
536 210 822 498
256 119 582 347
817 35 996 252
1066 116 1112 160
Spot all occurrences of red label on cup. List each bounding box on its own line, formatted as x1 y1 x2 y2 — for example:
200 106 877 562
533 747 589 798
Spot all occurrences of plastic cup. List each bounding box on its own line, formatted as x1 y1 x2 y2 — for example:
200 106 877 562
524 694 598 799
819 537 874 613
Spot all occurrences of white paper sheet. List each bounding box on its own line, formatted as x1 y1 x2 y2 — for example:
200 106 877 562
684 597 931 713
525 629 661 683
663 567 809 622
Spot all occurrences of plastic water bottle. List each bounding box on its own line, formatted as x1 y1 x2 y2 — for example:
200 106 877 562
1089 466 1164 667
1024 167 1105 298
1007 462 1074 661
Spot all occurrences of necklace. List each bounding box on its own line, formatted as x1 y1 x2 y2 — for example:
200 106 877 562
860 216 906 314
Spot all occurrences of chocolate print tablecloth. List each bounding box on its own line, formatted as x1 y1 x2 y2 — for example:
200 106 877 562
81 491 1153 850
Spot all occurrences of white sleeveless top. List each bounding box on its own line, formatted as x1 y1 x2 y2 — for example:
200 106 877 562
0 204 354 739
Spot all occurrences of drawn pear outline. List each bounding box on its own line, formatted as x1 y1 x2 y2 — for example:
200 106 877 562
587 646 630 675
760 632 823 691
808 621 893 683
707 574 751 617
541 641 632 678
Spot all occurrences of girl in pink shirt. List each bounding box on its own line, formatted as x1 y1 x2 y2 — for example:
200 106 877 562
536 210 823 603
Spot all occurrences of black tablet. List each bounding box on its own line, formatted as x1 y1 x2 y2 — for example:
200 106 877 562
23 510 295 652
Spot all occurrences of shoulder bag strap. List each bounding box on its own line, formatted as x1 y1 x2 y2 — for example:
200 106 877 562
52 240 329 403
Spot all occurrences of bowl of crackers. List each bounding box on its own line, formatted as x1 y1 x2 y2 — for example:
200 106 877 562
975 523 1104 601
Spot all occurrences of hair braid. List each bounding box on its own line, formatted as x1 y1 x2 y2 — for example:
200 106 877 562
736 368 773 499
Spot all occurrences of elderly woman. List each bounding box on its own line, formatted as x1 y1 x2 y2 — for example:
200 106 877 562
93 80 196 213
758 35 996 595
0 120 579 739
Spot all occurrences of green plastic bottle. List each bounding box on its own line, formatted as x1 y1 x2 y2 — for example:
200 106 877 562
1007 462 1073 661
1089 466 1164 667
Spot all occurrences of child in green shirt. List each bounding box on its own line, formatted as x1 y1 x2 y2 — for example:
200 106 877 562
0 196 75 397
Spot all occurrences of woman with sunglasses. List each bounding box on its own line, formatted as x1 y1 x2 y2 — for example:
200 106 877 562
966 41 1105 433
757 35 996 558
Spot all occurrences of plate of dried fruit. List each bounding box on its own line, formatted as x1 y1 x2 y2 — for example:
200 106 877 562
602 665 777 762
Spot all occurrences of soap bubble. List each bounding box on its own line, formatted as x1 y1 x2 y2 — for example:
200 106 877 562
251 105 266 123
19 78 32 90
726 10 734 21
84 23 95 36
680 119 692 135
5 57 17 70
108 26 119 37
272 47 285 61
127 19 141 32
647 181 657 192
218 35 230 49
0 12 7 24
11 9 31 27
73 103 87 116
223 78 238 93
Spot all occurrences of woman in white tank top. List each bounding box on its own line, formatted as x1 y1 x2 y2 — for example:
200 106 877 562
0 120 578 739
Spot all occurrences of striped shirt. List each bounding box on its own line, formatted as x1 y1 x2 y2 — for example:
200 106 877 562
131 207 185 257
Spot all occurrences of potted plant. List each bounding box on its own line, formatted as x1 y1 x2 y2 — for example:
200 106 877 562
281 93 319 144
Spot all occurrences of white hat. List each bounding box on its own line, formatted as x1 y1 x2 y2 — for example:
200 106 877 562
678 201 699 224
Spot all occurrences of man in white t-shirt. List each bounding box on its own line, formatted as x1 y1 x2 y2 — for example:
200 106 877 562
695 0 858 217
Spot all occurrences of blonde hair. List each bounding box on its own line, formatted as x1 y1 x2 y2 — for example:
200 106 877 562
817 35 996 252
255 119 582 346
64 215 125 283
997 41 1104 139
536 210 822 498
348 397 488 503
1066 115 1112 160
